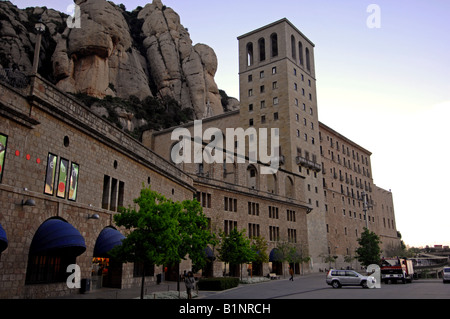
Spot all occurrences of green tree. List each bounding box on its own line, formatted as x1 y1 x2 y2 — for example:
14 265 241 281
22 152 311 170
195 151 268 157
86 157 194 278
251 236 269 265
355 228 382 267
218 228 256 279
109 186 212 299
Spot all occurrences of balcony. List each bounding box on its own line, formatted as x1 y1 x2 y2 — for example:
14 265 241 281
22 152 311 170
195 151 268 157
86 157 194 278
296 156 321 172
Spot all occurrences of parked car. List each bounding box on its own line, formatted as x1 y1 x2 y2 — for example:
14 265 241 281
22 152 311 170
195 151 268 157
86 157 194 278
326 269 370 288
442 267 450 283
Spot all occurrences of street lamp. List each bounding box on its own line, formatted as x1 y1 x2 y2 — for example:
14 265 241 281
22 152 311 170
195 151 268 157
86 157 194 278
31 18 46 75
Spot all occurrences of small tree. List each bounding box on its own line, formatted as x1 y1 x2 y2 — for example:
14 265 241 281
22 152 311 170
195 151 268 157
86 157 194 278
109 186 211 299
356 227 382 267
218 228 256 279
250 236 269 276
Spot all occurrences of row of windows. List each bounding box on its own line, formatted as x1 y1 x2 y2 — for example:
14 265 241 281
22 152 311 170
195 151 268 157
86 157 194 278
321 134 371 166
222 197 297 222
222 221 299 243
324 153 372 178
245 33 312 72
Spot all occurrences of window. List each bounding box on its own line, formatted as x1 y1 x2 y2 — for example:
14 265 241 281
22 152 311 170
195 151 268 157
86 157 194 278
288 229 297 243
248 74 252 82
273 97 279 105
291 35 296 59
247 42 254 66
272 66 277 74
258 38 266 61
274 112 279 120
260 71 264 78
260 100 265 109
269 206 279 219
269 226 280 241
260 85 265 93
248 202 260 215
261 115 266 124
298 41 304 65
305 47 311 71
271 33 278 57
224 220 237 235
249 118 254 126
249 104 253 111
0 133 8 184
224 196 237 212
272 81 278 89
26 254 76 284
287 209 296 222
248 223 260 238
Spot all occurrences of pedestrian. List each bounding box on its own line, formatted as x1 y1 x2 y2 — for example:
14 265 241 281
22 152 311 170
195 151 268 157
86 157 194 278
184 271 195 299
289 266 294 281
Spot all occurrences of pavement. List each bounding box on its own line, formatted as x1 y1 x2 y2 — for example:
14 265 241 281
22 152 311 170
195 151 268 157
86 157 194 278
55 279 221 299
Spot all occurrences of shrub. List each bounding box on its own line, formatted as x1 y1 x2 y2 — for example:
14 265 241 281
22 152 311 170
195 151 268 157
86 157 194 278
197 277 240 291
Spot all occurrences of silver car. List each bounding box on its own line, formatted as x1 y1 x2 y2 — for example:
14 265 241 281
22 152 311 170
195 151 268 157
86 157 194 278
443 267 450 283
326 269 370 288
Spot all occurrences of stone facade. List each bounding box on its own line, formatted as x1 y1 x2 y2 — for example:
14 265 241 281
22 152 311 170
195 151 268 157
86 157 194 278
0 74 194 298
236 19 327 270
0 17 400 299
320 122 400 267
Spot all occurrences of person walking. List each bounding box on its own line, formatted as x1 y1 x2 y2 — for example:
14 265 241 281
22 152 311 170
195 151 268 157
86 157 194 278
184 271 195 299
289 266 294 281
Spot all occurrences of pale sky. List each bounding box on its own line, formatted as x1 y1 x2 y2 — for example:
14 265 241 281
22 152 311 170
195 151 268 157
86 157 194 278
11 0 450 248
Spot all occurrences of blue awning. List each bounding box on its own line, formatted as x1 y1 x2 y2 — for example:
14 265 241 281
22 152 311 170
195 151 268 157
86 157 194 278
0 223 7 253
93 227 125 257
29 219 86 256
205 246 215 260
269 248 280 262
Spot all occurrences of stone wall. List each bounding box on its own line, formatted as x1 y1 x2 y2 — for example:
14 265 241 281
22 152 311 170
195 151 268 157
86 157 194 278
0 75 195 298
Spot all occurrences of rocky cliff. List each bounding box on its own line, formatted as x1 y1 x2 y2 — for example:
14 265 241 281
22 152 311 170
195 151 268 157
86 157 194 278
0 0 234 121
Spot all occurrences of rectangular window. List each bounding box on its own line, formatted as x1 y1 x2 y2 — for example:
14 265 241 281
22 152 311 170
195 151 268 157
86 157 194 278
102 175 110 209
0 133 8 184
110 178 118 211
118 181 125 209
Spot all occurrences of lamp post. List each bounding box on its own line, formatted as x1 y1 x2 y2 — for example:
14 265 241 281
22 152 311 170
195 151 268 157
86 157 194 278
31 19 46 75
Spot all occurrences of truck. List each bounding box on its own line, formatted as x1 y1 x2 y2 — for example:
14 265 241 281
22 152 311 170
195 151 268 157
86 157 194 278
380 257 414 284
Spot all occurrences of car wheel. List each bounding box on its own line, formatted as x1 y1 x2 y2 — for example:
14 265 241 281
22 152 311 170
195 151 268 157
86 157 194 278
361 280 368 288
331 280 341 288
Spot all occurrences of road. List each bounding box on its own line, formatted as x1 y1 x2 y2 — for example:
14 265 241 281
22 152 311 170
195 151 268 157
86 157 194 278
200 273 450 299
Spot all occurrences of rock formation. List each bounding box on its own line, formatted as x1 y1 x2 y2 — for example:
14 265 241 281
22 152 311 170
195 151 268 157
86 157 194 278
0 0 231 121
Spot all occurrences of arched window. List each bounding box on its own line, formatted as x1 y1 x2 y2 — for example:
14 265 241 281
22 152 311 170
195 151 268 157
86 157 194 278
285 176 294 198
270 33 278 57
291 35 296 60
247 42 254 66
258 38 266 62
305 47 311 71
298 41 304 65
267 173 278 195
247 164 259 190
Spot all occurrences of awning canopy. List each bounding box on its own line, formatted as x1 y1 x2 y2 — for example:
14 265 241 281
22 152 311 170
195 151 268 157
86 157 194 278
93 227 125 257
0 223 7 253
269 248 280 262
29 218 86 257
